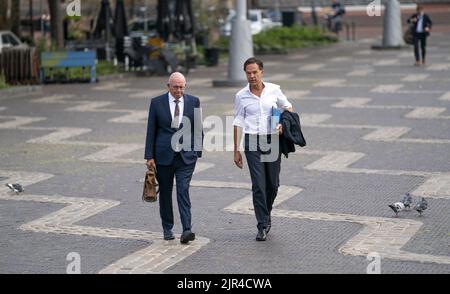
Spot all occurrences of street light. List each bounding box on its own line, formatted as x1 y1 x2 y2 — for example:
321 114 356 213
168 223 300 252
29 0 34 41
144 0 149 34
213 0 253 87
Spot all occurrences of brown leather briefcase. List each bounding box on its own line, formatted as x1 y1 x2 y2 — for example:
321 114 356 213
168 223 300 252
142 167 159 202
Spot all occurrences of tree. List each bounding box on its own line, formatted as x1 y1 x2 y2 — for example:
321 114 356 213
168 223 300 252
48 0 64 49
127 0 136 19
11 0 21 37
193 0 228 47
0 0 9 30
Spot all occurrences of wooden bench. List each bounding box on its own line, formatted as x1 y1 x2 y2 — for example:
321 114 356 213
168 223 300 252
40 50 97 83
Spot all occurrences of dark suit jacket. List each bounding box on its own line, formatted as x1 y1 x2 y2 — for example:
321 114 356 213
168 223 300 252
145 93 203 166
280 111 306 158
407 13 432 36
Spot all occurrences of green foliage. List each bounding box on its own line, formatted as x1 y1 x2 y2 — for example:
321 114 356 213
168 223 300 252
0 74 9 89
42 60 123 81
253 26 338 54
66 15 81 22
215 36 230 50
36 37 47 54
207 26 337 56
96 60 123 76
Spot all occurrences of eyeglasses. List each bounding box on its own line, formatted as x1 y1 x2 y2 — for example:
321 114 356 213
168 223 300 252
169 85 186 90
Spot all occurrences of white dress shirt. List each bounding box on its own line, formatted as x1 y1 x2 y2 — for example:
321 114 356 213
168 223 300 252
416 14 424 33
233 82 292 135
168 92 184 128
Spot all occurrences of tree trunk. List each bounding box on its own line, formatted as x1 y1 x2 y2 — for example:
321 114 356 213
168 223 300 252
11 0 21 37
0 0 9 30
29 0 34 42
48 0 63 49
128 0 135 20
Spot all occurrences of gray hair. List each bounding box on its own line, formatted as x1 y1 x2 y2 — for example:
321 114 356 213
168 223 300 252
168 72 186 86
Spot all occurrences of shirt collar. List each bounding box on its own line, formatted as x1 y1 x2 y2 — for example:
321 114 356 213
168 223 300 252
168 92 184 103
246 81 268 96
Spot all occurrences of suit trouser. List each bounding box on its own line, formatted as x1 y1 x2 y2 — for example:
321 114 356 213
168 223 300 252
156 153 196 235
244 134 281 231
414 33 427 62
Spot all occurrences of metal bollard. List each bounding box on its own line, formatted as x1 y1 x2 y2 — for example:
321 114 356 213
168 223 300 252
346 22 350 41
352 22 356 41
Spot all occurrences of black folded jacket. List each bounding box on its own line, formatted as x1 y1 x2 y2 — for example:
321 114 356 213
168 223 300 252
280 111 306 158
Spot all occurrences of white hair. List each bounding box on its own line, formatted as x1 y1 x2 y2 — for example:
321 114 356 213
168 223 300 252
168 72 186 85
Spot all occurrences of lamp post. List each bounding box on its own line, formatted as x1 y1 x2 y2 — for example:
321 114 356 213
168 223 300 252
372 0 405 49
104 0 112 61
213 0 253 87
29 0 34 42
40 0 44 37
144 0 149 34
274 0 281 23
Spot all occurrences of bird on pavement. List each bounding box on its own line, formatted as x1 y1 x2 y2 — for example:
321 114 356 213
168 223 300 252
414 197 428 216
402 192 413 209
388 202 405 217
5 183 24 194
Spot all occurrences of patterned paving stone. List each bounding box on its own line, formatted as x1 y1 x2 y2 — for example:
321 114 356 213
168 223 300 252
1 32 449 274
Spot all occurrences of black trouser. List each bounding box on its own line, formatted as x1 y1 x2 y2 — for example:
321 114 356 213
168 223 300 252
156 153 196 235
244 134 281 231
413 33 427 62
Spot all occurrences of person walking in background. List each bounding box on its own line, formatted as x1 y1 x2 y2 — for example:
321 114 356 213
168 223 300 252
144 72 203 244
325 0 345 34
408 5 432 66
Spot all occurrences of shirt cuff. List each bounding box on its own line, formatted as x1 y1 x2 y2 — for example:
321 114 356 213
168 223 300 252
233 117 245 128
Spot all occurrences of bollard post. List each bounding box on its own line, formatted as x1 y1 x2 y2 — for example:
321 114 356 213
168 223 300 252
352 22 356 41
346 22 350 41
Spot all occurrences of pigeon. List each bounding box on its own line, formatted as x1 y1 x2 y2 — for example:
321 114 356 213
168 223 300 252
388 202 405 217
402 192 413 209
414 197 428 216
5 183 24 194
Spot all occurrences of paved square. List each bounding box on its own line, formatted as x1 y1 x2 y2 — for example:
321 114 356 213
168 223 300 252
1 34 449 274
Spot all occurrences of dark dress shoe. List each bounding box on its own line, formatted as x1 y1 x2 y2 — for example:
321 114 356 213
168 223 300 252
256 229 267 241
164 233 175 240
180 230 195 244
265 217 271 234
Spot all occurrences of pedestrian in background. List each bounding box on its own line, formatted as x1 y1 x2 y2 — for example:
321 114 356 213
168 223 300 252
408 5 432 66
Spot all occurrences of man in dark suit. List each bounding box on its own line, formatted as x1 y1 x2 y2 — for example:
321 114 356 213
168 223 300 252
407 5 432 66
145 72 203 244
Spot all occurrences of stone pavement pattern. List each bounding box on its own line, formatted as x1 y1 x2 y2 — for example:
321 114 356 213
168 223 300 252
1 33 449 274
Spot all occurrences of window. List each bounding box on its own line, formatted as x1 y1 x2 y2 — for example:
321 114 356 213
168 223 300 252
1 34 10 45
1 34 20 46
7 34 20 46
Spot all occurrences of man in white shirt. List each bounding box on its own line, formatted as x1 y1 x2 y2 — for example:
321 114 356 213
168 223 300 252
233 57 293 241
